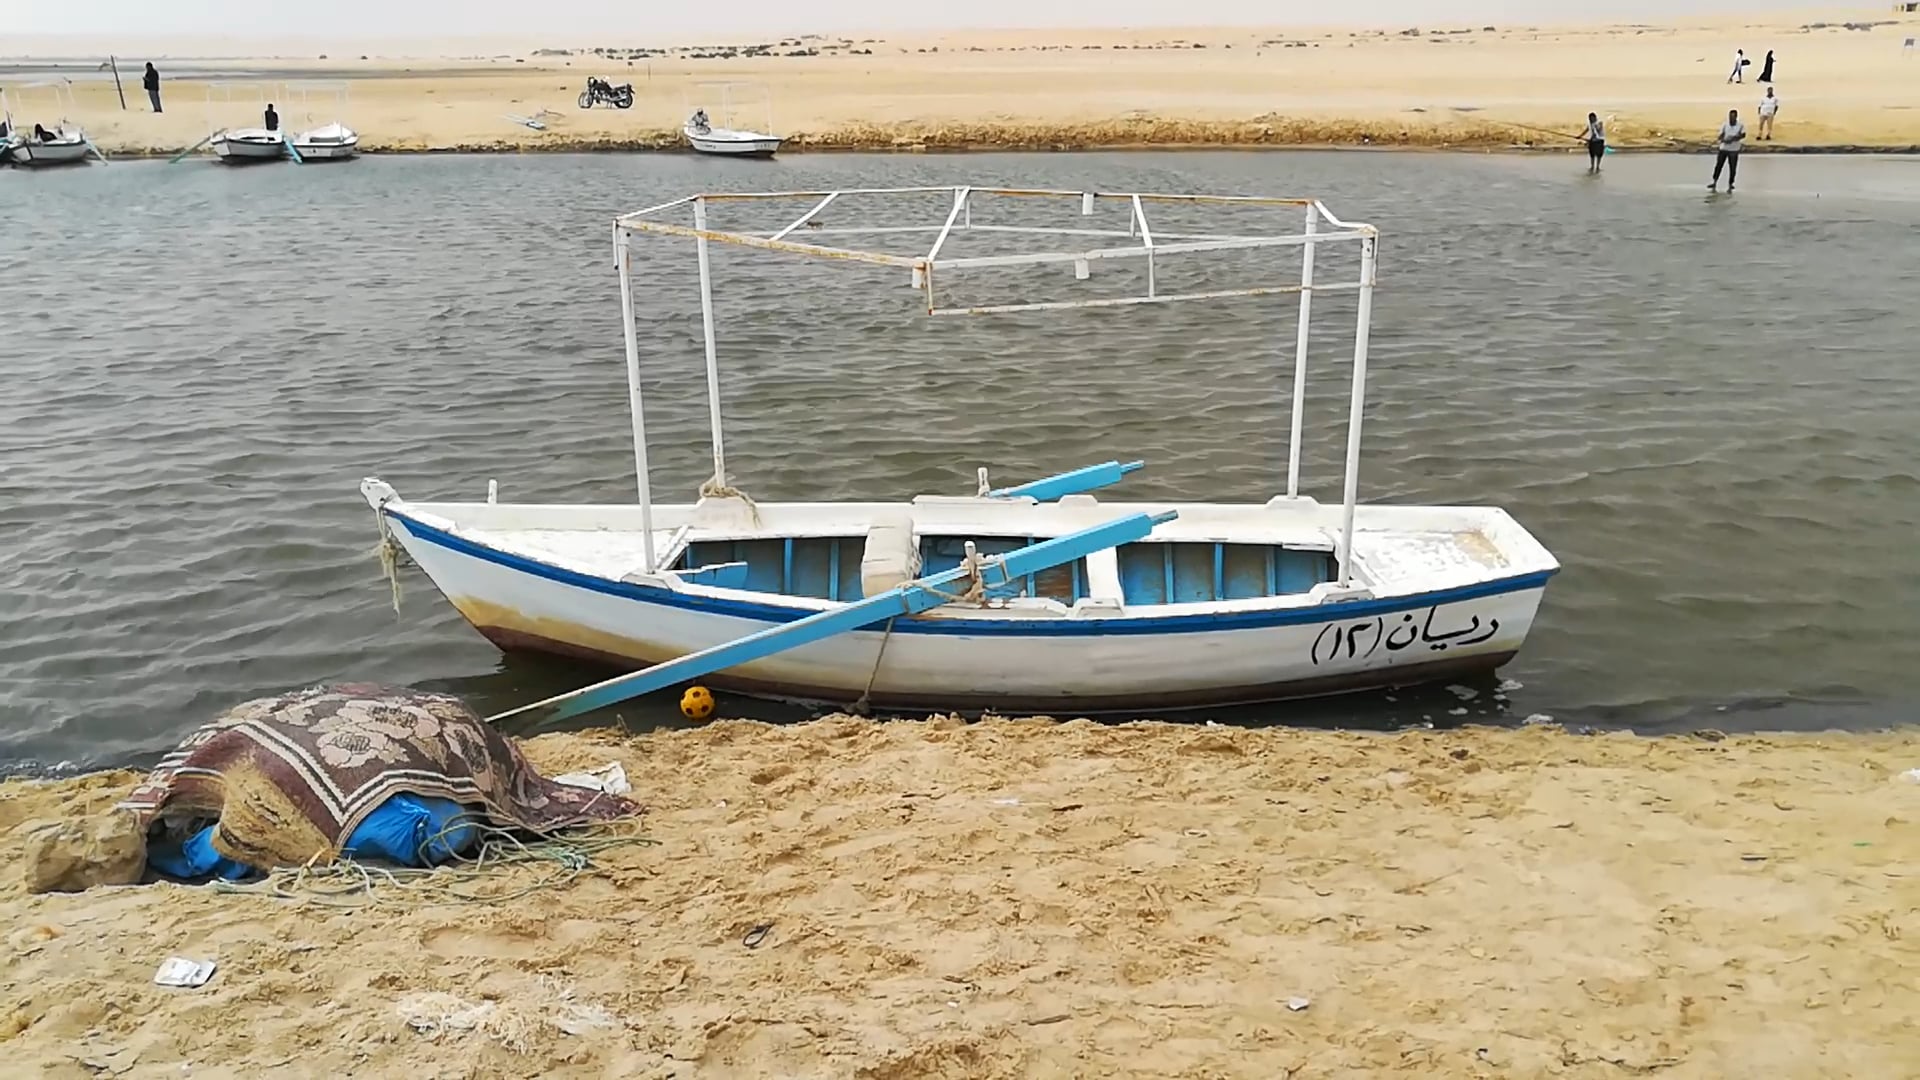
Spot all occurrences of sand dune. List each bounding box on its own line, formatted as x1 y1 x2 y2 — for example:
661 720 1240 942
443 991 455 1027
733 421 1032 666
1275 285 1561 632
11 15 1920 155
3 717 1917 1076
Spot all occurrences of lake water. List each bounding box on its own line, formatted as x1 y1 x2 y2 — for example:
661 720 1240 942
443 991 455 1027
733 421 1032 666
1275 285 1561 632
4 150 1918 770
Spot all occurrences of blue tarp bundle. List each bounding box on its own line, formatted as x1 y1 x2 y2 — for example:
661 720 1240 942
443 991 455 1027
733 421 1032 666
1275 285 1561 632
148 793 481 881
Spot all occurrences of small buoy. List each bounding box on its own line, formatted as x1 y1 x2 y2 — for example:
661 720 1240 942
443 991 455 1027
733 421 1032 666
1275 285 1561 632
680 685 716 721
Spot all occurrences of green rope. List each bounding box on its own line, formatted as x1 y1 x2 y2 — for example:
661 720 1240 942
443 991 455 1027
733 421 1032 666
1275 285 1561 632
210 823 656 908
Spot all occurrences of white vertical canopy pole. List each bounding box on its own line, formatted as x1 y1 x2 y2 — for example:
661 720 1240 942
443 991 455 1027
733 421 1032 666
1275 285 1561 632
692 197 728 491
615 226 657 573
1286 204 1319 498
1336 234 1377 588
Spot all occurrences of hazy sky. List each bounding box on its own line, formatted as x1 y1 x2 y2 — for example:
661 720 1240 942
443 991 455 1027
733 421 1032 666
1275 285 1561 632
12 0 1829 41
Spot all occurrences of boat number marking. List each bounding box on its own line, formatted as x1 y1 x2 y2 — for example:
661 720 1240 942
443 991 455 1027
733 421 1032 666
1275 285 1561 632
1309 607 1500 666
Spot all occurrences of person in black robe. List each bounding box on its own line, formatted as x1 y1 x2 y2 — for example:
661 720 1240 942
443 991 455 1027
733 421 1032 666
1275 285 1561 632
1757 50 1775 83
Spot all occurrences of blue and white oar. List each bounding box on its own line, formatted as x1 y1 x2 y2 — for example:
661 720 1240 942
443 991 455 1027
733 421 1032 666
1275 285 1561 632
487 508 1178 728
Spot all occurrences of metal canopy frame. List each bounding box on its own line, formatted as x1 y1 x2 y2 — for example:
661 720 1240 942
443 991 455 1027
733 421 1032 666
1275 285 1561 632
611 186 1380 587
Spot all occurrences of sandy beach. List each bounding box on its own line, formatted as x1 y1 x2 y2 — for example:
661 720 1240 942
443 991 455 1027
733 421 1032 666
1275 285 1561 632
8 15 1920 156
3 716 1916 1077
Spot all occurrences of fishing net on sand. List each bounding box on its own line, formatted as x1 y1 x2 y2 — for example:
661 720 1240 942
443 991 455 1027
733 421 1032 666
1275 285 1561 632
117 684 640 869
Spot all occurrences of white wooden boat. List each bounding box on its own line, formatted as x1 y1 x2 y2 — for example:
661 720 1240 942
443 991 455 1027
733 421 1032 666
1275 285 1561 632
292 121 359 160
287 83 359 161
362 185 1561 716
1 86 100 167
6 128 92 166
684 118 782 157
212 127 286 163
683 83 781 157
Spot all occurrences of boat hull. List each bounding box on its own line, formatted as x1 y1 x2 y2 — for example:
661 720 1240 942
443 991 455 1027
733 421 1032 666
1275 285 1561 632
385 512 1548 712
293 124 360 160
212 135 286 163
684 128 781 157
10 138 91 166
293 141 358 160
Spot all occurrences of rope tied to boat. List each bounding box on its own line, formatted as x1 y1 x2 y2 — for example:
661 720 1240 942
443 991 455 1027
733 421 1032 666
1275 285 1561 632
698 476 762 527
852 542 1017 713
371 500 408 615
851 617 897 716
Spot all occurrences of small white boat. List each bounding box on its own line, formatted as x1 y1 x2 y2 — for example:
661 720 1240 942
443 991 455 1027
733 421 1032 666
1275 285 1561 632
1 85 100 167
682 82 781 157
362 185 1561 717
211 127 287 163
684 114 782 157
285 82 359 161
291 121 360 161
5 126 93 167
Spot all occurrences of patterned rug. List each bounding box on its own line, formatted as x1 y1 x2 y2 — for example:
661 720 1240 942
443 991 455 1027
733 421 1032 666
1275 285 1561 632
118 684 639 869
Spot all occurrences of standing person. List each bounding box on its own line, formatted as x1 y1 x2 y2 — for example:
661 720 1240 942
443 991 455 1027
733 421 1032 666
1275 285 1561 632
1757 49 1775 83
1584 112 1606 173
1728 48 1746 84
1708 108 1746 192
143 62 162 112
1758 87 1780 141
264 103 279 132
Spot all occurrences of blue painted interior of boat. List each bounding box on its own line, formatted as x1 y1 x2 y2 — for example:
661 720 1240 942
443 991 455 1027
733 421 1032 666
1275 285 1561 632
685 538 865 601
679 535 1334 606
1117 542 1334 604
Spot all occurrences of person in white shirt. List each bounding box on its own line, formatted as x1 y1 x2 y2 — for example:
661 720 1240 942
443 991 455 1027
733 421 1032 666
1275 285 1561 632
1728 48 1747 83
1709 109 1746 192
1583 112 1606 173
1758 87 1780 141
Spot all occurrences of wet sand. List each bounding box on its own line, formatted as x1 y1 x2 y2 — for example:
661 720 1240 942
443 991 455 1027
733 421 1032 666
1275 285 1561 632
3 716 1917 1077
14 16 1920 156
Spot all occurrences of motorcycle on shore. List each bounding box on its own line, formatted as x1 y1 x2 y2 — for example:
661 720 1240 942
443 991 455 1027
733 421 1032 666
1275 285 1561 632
578 77 635 110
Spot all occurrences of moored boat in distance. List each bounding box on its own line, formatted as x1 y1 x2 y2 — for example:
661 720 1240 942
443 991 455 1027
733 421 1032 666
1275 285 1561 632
202 83 288 164
682 82 781 157
211 127 286 163
362 185 1561 716
5 127 93 167
287 82 360 161
291 121 359 160
1 85 102 167
683 114 782 157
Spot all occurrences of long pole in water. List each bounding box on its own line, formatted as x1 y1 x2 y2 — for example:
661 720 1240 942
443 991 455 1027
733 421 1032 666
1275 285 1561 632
692 197 728 490
167 129 221 164
615 227 658 572
1285 204 1318 498
1336 235 1377 587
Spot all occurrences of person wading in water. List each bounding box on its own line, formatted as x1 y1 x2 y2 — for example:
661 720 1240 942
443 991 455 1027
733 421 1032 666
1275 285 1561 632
1583 112 1606 173
1708 109 1746 192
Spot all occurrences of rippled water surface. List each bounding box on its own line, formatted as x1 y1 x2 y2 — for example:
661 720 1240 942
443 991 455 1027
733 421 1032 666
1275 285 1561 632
5 151 1919 767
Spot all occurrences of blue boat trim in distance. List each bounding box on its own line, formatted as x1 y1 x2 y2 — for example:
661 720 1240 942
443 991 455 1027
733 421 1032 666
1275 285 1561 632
389 509 1558 638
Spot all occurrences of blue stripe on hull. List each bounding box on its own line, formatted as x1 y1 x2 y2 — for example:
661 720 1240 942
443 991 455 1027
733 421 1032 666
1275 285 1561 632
390 511 1557 638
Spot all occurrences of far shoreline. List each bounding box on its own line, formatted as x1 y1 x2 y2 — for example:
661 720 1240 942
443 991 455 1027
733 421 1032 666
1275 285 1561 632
16 14 1918 165
74 140 1920 160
